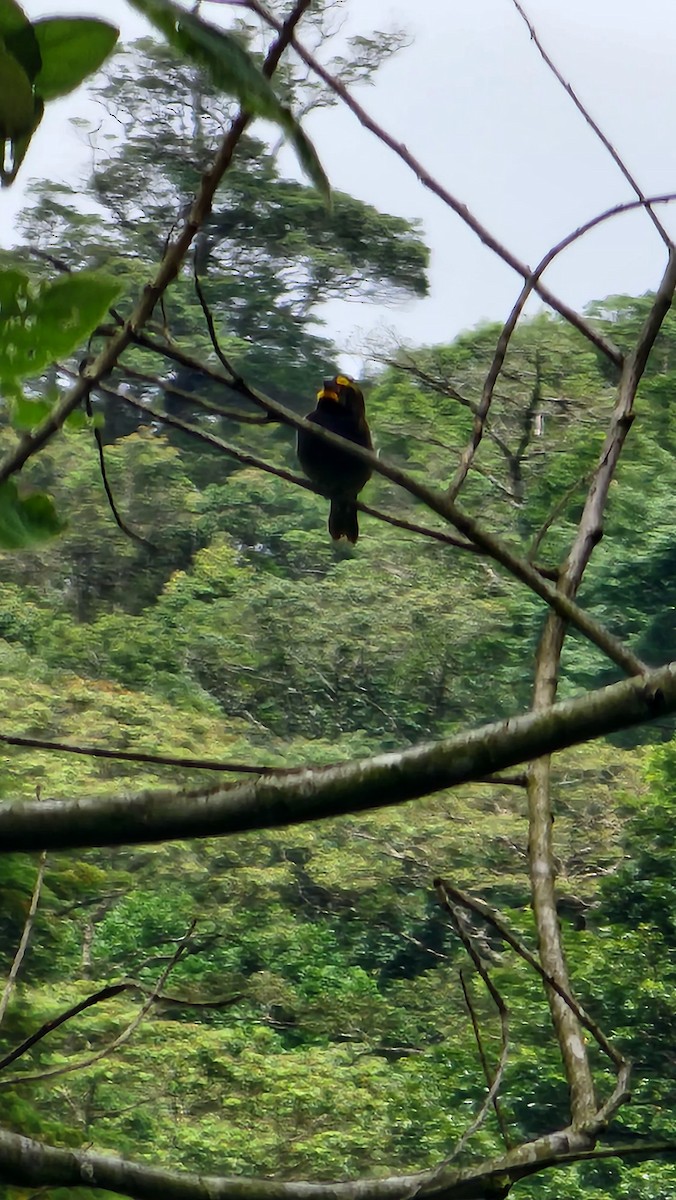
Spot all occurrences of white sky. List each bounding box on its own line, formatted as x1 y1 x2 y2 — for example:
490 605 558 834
3 0 676 369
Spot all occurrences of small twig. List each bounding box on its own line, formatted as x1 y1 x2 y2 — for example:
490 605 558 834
0 731 298 775
586 1058 633 1131
0 922 198 1089
118 364 273 424
511 0 673 249
474 773 528 788
355 504 477 555
0 851 47 1027
0 977 242 1074
193 263 241 380
89 406 155 549
0 982 130 1073
528 471 593 561
434 877 625 1068
246 0 623 365
459 970 512 1149
433 885 509 1163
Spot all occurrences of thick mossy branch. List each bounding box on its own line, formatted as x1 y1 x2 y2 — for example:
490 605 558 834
1 661 675 853
0 1122 651 1200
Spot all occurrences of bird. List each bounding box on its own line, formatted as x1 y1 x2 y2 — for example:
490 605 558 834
297 374 373 543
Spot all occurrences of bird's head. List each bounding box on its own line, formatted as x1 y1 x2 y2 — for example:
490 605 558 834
317 374 366 418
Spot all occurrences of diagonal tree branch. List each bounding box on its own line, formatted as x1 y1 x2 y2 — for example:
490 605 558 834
459 970 512 1149
378 191 676 503
0 978 242 1077
0 658 675 854
434 889 509 1163
0 851 47 1027
526 245 676 1125
510 0 673 249
0 923 197 1090
0 731 298 775
447 193 676 500
244 0 623 365
434 879 624 1069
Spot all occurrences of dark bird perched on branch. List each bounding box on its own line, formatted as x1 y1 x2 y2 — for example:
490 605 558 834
297 374 373 543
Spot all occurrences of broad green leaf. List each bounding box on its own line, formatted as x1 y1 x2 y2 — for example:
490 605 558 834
8 391 53 430
128 0 285 121
0 0 41 81
0 268 120 384
289 123 331 203
64 406 92 429
0 94 42 186
0 0 28 37
33 17 118 100
0 42 33 138
7 388 90 430
127 0 329 199
0 479 66 548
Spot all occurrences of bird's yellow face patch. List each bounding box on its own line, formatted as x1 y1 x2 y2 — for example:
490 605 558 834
335 375 352 389
317 387 339 402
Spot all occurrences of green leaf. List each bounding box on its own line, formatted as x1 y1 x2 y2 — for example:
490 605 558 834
127 0 329 199
0 0 29 38
7 388 89 430
33 17 118 100
288 123 330 203
0 268 121 384
0 0 41 81
0 479 65 548
64 406 91 430
0 41 33 138
8 391 53 430
0 93 42 186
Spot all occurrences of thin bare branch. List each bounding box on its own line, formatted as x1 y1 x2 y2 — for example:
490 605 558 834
193 265 241 379
0 731 297 775
434 891 509 1162
459 971 512 1149
528 471 593 561
434 879 624 1068
118 364 273 424
0 983 129 1073
449 191 676 499
567 246 676 587
0 980 242 1076
0 922 197 1089
0 851 47 1027
90 416 154 548
510 0 673 249
245 0 623 365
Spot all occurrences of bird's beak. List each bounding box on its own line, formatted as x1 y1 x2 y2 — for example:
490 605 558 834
317 386 339 402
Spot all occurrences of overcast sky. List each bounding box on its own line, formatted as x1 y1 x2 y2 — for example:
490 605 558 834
3 0 676 370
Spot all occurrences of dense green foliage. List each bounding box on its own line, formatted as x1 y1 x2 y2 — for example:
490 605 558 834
2 297 676 1198
2 24 676 1200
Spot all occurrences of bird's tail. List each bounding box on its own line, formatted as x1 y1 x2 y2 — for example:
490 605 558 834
329 499 359 543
